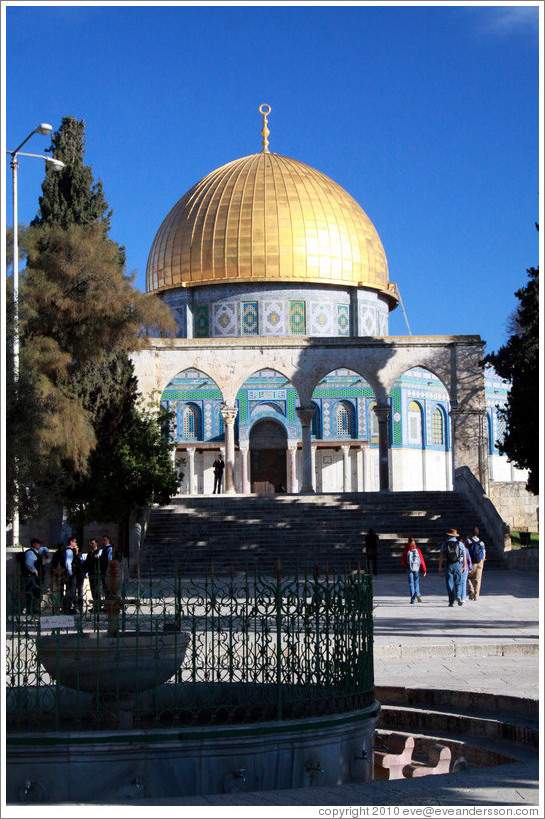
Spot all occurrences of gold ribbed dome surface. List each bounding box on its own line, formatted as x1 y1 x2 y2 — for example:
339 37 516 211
147 151 396 301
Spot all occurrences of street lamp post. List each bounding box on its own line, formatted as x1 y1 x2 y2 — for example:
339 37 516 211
6 124 65 547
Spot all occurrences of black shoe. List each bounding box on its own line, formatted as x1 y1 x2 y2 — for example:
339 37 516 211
449 602 454 607
457 597 463 606
410 599 415 604
416 595 422 602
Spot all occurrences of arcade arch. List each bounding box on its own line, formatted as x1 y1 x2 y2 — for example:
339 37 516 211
236 368 297 494
311 368 379 492
389 366 452 491
160 367 225 495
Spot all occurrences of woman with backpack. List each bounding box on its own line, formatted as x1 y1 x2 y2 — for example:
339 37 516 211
401 537 427 604
460 537 473 603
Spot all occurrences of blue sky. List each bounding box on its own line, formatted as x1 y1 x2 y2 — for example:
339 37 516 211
3 2 542 354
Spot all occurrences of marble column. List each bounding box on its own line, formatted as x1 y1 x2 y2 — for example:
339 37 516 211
311 444 317 492
357 443 369 492
220 406 238 494
341 445 351 492
287 445 298 493
421 448 428 491
296 406 316 494
373 404 391 491
240 444 250 494
187 447 196 495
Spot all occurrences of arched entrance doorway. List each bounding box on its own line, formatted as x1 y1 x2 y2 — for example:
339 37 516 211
249 419 288 493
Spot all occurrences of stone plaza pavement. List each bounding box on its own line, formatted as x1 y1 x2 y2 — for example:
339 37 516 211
372 568 540 699
132 567 543 812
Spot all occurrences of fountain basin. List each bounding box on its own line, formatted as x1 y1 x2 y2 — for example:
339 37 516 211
37 631 190 694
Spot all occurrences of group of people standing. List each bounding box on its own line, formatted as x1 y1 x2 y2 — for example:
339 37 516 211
20 534 115 615
401 526 486 605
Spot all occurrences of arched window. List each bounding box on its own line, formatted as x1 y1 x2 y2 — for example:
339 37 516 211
336 401 354 437
432 406 445 446
407 401 423 446
182 404 201 439
311 402 321 438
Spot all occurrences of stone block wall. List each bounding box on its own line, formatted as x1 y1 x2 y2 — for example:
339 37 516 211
488 481 539 532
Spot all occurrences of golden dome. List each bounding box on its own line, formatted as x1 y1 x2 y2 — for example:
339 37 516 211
147 151 398 305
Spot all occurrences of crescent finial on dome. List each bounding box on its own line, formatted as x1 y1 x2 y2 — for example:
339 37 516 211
259 104 271 153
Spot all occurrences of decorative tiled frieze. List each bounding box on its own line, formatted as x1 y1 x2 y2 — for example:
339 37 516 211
289 301 306 335
242 301 259 335
337 304 350 336
262 300 288 335
212 302 237 336
360 304 377 336
309 302 334 335
194 305 209 338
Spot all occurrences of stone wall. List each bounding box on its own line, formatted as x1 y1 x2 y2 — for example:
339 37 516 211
488 482 539 532
503 547 539 572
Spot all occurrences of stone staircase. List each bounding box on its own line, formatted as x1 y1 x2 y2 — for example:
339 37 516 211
139 491 504 577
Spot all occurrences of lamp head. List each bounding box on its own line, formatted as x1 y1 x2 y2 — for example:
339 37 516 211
45 158 65 172
36 123 53 135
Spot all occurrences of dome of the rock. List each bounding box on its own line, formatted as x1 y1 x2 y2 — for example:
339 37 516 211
146 151 398 307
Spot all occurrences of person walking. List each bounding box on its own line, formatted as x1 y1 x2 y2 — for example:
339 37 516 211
364 528 379 575
438 528 466 607
466 527 486 600
460 538 473 603
213 453 225 494
401 537 427 603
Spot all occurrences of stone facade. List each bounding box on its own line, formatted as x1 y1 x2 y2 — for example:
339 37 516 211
131 334 490 495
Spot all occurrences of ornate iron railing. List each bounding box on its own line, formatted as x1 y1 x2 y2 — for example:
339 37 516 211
6 565 374 732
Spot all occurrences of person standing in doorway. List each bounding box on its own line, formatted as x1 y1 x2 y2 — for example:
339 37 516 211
364 528 379 575
213 453 225 494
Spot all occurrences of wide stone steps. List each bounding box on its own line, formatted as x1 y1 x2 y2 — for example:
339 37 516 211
140 492 501 576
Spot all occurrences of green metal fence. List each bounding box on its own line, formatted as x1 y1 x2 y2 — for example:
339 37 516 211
6 565 374 732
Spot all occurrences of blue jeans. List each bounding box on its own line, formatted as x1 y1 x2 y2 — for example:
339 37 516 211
461 569 469 601
407 570 420 601
446 563 463 604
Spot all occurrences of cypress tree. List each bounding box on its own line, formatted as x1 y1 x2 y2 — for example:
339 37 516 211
32 116 112 231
